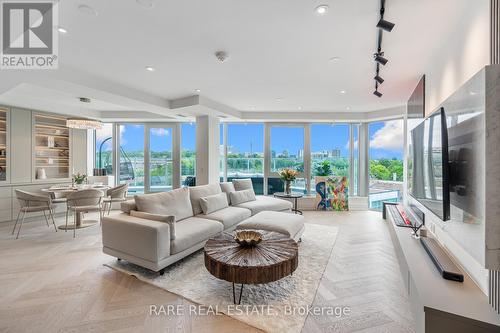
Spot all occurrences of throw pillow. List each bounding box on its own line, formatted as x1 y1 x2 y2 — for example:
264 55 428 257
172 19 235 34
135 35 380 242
200 192 229 215
134 187 193 222
219 182 236 204
229 189 257 205
130 210 176 240
232 178 253 191
189 184 222 215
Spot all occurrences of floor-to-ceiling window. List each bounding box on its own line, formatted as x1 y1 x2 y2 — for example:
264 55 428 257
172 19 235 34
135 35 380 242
119 124 145 194
352 124 360 196
219 123 225 181
95 123 113 174
226 123 264 194
147 125 174 192
269 125 305 194
310 124 350 194
368 119 404 210
181 123 196 186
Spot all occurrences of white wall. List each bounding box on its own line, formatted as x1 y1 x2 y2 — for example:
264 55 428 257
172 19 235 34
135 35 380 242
424 0 490 115
404 2 491 294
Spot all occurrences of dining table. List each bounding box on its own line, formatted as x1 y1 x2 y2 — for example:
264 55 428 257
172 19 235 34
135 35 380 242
42 184 109 230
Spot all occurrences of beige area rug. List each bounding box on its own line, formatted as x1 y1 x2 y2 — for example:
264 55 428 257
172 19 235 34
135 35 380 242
105 223 338 333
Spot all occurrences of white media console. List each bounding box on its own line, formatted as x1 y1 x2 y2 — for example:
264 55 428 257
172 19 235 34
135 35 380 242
385 210 500 332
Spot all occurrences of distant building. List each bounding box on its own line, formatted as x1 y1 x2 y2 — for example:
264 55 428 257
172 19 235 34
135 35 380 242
311 148 341 159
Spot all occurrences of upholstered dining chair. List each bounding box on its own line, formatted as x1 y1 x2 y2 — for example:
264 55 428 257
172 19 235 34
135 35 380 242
12 190 57 239
102 183 128 215
65 189 103 238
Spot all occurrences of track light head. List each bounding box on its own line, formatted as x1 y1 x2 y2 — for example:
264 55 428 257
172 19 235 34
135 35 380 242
374 75 384 84
374 54 388 66
373 90 383 98
377 19 395 32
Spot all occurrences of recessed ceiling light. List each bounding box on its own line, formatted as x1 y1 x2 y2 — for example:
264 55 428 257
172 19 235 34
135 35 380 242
57 26 67 34
346 106 351 110
250 106 256 110
78 4 98 16
195 89 201 93
276 98 283 102
469 91 478 95
340 90 346 94
136 0 154 8
329 56 340 61
298 106 303 110
145 66 155 72
315 5 329 15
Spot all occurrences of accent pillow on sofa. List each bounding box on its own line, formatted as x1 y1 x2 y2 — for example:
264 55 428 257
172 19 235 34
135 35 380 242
189 184 222 215
230 189 256 205
134 187 193 222
130 210 176 240
232 178 253 191
219 182 235 204
200 192 229 215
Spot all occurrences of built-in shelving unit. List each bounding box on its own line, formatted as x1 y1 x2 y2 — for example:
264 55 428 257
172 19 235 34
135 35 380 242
0 109 6 181
34 114 70 180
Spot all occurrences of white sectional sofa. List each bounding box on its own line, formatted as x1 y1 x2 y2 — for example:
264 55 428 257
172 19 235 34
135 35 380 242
101 180 294 273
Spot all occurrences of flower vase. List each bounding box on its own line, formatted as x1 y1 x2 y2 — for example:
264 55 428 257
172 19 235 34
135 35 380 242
284 180 292 195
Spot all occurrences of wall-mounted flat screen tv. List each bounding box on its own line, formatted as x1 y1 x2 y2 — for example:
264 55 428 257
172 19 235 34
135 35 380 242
407 75 425 119
408 107 450 220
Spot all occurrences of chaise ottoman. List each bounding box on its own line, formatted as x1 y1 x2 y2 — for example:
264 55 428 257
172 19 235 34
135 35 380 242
235 211 305 242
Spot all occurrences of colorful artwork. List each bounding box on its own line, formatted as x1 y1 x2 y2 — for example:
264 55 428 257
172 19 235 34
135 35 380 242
315 176 349 211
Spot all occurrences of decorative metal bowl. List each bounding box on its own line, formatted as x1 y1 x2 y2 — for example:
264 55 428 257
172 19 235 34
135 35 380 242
234 230 262 247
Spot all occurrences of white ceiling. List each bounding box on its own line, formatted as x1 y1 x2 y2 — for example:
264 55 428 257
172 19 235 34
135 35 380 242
0 0 487 118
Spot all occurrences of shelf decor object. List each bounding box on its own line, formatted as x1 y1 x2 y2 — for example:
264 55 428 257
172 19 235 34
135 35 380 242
0 109 6 181
34 114 70 180
66 118 102 130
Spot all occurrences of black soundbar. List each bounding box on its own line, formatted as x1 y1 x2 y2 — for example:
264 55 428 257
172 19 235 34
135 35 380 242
421 237 464 282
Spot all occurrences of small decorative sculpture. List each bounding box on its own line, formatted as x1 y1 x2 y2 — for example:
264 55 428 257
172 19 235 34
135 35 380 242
234 230 262 247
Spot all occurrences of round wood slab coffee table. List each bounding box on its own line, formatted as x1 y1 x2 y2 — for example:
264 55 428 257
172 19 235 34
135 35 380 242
204 230 298 304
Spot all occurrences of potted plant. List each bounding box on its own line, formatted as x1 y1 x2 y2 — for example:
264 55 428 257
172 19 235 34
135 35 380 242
278 168 298 195
73 173 87 187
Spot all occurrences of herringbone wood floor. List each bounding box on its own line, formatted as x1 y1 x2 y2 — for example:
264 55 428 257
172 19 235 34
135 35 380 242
0 210 414 333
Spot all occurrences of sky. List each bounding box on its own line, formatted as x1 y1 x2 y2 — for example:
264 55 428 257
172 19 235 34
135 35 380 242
96 121 403 159
96 123 196 152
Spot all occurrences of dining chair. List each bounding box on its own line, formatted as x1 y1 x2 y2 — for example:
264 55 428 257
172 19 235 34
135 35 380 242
102 184 128 215
65 189 104 238
12 190 57 239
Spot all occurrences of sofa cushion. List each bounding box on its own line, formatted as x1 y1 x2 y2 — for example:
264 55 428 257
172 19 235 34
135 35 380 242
121 199 137 214
130 210 176 240
170 217 223 254
200 192 228 215
229 189 256 205
220 182 235 204
236 211 304 240
201 206 251 229
189 184 222 215
134 188 193 222
234 195 292 215
232 178 253 191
